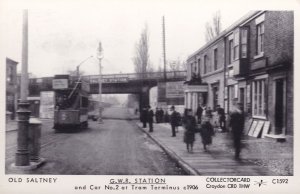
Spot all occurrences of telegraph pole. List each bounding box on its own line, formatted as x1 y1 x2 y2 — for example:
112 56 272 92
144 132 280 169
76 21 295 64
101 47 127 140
162 16 167 81
15 9 31 167
97 42 103 124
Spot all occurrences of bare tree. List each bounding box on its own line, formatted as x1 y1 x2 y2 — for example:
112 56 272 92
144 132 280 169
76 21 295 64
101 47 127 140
205 11 222 42
167 58 187 71
133 24 151 77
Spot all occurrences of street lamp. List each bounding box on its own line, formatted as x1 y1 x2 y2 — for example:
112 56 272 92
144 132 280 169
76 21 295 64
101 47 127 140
76 55 94 77
97 42 103 124
14 9 31 168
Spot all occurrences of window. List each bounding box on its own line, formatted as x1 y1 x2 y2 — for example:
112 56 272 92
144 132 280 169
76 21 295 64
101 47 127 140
7 66 13 83
256 22 264 54
212 85 219 111
214 48 218 70
192 62 198 77
252 79 266 117
233 31 239 60
241 28 248 58
197 58 201 76
204 55 208 74
188 62 192 80
228 67 234 78
229 39 234 64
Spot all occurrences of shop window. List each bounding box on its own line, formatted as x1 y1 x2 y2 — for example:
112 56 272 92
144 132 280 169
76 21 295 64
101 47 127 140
252 79 266 117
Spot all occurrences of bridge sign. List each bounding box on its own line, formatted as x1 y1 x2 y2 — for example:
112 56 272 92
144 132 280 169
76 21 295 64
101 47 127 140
103 77 128 83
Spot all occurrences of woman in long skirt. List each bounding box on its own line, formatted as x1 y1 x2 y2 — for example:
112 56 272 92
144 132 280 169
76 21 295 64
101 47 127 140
183 109 196 153
199 116 214 151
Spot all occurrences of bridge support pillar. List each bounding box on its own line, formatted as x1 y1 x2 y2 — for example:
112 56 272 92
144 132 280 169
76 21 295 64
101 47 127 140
139 87 150 110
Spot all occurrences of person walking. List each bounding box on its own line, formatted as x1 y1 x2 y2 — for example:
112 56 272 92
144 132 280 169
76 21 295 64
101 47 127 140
164 110 169 123
148 106 154 132
216 105 226 132
155 108 160 123
140 107 148 128
196 104 203 124
170 105 179 137
229 102 245 160
183 109 196 153
159 108 164 123
205 106 213 119
199 116 214 151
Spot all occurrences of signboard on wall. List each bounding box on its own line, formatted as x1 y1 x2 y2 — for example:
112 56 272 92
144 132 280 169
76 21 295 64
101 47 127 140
40 91 55 119
166 81 184 98
157 82 166 102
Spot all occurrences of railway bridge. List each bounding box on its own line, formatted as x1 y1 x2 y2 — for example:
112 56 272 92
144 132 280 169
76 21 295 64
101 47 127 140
28 71 187 108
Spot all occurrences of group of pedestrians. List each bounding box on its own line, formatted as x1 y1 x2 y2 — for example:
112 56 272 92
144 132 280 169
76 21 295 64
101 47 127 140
140 102 245 160
140 106 154 132
182 103 245 160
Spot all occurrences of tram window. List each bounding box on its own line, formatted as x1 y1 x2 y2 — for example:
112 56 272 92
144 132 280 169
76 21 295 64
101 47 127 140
81 97 88 108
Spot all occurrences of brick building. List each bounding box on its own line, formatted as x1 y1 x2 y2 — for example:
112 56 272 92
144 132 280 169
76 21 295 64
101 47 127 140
6 58 19 120
185 35 225 114
185 11 293 138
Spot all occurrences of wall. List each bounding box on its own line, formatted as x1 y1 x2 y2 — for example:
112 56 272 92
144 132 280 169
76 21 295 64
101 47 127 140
265 11 294 67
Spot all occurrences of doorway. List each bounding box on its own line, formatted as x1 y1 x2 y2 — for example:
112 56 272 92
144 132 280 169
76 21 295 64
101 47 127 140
274 78 285 134
239 88 245 112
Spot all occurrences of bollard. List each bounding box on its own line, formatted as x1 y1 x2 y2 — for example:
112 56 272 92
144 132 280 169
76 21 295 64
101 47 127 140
28 117 45 165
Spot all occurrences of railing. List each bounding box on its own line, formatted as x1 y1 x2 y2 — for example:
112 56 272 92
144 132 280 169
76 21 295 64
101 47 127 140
28 71 187 85
84 71 187 84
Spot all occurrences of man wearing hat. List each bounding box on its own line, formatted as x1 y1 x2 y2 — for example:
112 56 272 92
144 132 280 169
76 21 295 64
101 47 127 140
170 105 179 137
148 105 154 132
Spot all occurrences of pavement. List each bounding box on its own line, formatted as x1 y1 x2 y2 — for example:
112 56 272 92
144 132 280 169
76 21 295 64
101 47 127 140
5 108 293 176
136 122 293 176
5 119 18 132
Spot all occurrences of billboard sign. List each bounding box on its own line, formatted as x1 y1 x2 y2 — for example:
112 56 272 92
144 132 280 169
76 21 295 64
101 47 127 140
166 81 184 98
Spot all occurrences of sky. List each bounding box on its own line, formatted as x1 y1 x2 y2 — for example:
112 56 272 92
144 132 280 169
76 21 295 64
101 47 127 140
2 0 297 77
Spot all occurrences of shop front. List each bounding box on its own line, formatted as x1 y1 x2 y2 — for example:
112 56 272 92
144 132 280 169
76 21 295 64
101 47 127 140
184 84 208 114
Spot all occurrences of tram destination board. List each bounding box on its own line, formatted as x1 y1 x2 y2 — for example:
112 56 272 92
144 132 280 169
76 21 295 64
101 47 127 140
52 79 68 89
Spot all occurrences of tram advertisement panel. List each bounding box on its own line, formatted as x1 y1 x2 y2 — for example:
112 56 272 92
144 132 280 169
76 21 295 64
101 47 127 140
40 91 55 119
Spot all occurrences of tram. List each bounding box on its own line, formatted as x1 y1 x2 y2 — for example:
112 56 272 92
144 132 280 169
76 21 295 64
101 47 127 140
52 74 90 131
